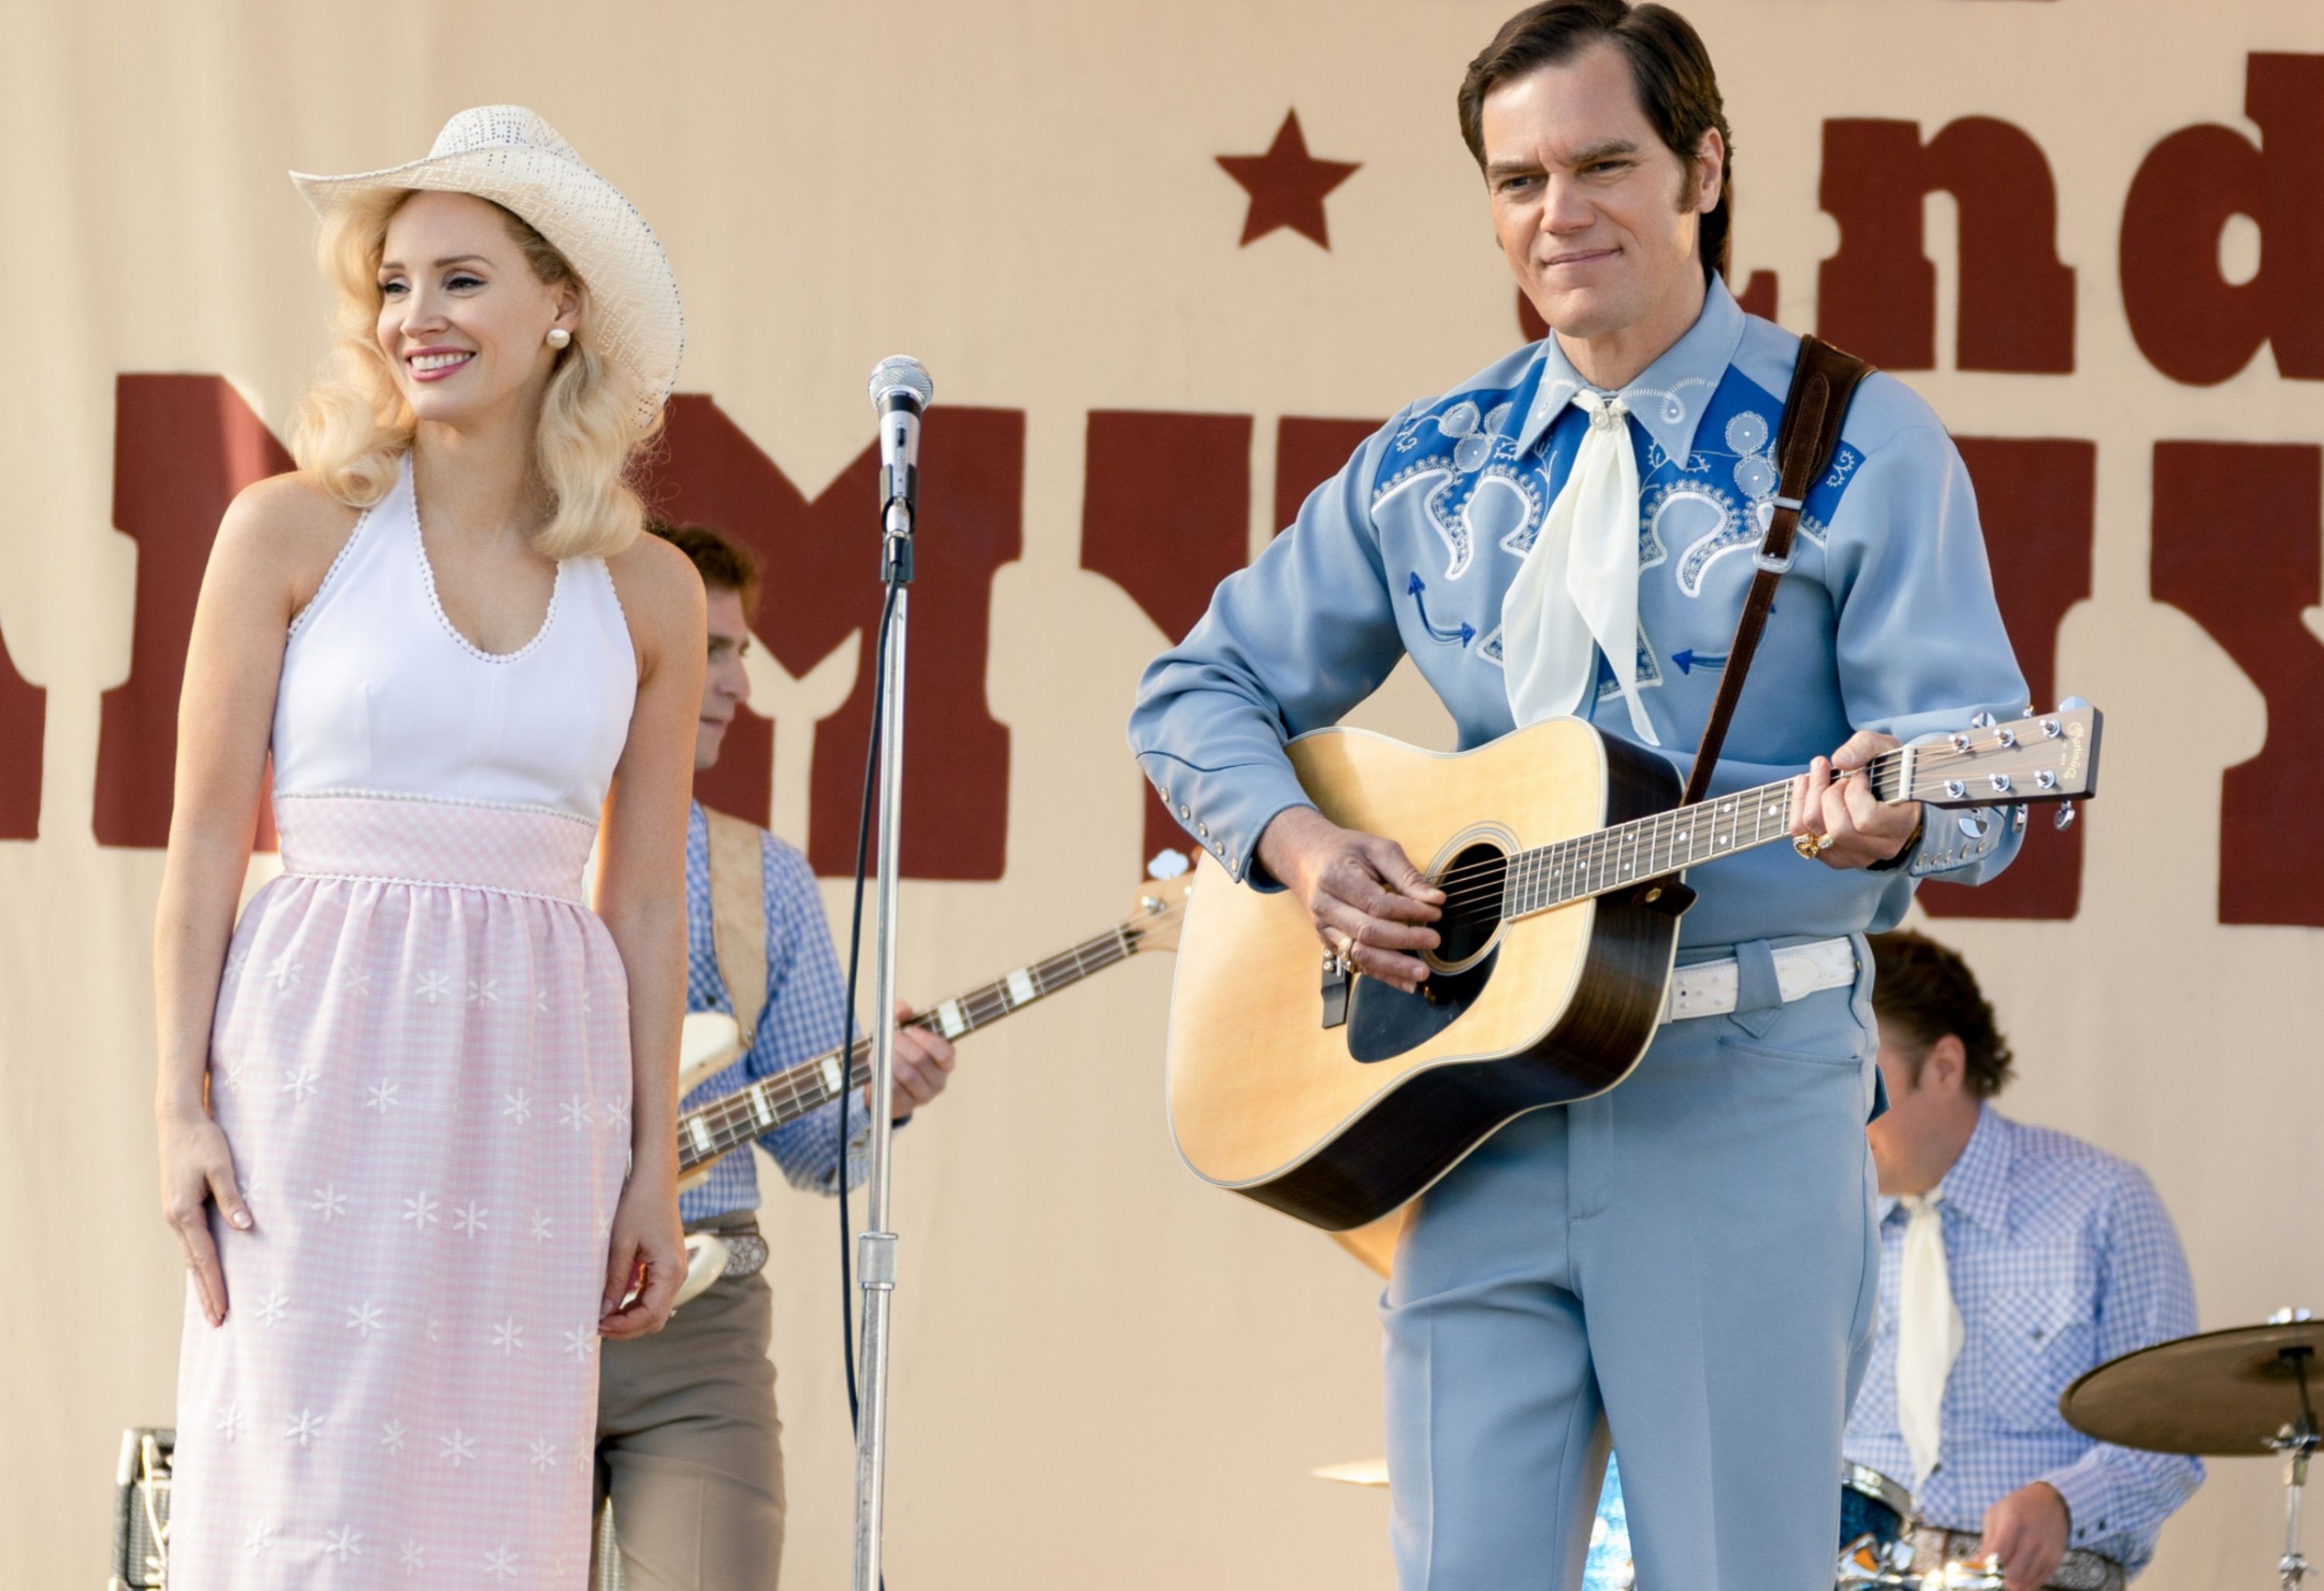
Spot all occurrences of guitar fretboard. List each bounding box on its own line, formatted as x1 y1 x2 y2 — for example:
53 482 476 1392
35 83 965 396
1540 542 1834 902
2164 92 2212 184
678 922 1147 1171
1500 758 1910 920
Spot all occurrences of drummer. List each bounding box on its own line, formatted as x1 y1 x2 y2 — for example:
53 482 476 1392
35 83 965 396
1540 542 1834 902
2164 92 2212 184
1844 931 2203 1591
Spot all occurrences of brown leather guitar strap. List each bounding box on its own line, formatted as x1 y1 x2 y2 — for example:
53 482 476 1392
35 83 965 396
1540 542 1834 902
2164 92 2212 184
1679 336 1873 808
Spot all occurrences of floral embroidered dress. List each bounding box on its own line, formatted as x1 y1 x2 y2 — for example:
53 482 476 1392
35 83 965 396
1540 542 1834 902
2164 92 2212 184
170 454 638 1589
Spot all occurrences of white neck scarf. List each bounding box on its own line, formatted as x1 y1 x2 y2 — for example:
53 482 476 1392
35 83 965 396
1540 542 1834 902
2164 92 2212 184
1896 1191 1964 1484
1499 389 1658 744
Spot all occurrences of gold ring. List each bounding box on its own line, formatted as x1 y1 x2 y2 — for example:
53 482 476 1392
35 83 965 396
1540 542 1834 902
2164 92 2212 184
1793 832 1834 860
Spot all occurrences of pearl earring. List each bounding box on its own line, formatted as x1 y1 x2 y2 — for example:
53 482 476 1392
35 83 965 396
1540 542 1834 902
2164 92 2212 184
546 328 572 349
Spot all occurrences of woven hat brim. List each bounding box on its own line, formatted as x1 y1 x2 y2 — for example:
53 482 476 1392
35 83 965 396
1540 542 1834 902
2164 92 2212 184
290 145 682 428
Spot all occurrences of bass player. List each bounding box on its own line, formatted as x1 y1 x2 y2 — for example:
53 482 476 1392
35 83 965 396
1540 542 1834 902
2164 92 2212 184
1128 4 2027 1586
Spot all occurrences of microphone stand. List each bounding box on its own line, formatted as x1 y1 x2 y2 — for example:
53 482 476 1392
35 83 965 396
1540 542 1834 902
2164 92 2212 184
853 398 917 1591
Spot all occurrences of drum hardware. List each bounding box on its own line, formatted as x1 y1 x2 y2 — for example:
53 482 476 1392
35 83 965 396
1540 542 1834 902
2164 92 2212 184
1837 1541 2005 1590
1831 1462 2006 1589
109 1427 173 1591
2060 1311 2322 1591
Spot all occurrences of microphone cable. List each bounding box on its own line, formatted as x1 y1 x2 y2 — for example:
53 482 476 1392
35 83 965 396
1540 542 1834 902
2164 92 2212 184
835 579 899 1435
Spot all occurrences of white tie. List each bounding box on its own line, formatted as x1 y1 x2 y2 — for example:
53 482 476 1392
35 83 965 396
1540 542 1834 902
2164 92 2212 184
1896 1193 1964 1484
1500 389 1658 744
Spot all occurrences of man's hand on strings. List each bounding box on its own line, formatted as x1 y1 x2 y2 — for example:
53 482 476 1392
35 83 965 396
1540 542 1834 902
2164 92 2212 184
1255 806 1443 993
870 1001 955 1121
1787 730 1921 870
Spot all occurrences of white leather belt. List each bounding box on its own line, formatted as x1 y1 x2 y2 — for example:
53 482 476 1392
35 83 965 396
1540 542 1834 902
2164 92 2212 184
1660 936 1858 1023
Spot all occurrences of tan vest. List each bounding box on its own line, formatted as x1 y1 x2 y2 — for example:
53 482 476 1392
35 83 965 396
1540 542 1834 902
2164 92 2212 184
702 806 771 1052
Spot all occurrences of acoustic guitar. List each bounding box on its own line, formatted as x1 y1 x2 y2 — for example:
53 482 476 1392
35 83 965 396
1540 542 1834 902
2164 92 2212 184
1165 706 2100 1232
669 863 1193 1305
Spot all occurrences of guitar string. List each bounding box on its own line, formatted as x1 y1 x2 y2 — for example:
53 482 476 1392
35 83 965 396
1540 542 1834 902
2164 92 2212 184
1421 761 1910 909
1418 741 2042 919
1425 768 1927 930
1415 736 2035 907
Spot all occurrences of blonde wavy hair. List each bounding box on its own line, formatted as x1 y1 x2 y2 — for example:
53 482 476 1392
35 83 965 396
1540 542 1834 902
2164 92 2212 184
290 188 660 560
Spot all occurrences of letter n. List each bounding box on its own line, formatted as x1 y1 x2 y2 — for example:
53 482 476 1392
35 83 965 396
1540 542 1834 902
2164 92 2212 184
1818 118 2075 373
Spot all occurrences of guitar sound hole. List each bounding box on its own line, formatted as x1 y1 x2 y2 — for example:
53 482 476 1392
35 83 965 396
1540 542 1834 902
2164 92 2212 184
1430 841 1507 972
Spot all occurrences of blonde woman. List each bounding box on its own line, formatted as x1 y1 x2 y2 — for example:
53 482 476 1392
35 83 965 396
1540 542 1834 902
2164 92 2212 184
154 108 703 1587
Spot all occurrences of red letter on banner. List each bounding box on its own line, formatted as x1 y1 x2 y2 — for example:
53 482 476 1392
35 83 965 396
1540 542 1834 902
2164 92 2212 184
2120 54 2324 386
1818 118 2075 373
644 396 1019 881
0 621 40 840
95 376 294 848
1917 438 2095 922
1081 411 1254 867
2151 442 2324 926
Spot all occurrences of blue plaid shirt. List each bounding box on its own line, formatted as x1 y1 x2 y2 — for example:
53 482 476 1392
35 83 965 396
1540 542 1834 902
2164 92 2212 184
677 802 872 1223
1844 1108 2202 1576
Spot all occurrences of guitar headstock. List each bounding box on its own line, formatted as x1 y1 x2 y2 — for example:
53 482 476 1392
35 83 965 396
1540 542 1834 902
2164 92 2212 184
1126 851 1196 954
1904 703 2101 808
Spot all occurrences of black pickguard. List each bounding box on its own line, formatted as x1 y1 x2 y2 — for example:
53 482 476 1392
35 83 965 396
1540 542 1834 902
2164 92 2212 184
1346 947 1501 1063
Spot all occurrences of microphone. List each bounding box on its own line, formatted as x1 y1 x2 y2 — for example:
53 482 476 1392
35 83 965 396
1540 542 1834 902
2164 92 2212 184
866 356 934 535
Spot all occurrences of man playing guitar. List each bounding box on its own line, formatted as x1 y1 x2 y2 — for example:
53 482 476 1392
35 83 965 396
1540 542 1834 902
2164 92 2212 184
1129 3 2028 1586
592 524 957 1589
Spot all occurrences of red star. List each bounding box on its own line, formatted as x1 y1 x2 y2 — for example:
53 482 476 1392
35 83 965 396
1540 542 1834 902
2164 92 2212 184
1216 111 1360 249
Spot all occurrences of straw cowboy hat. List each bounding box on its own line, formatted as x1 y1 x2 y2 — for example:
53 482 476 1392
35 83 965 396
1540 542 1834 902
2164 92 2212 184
291 105 683 430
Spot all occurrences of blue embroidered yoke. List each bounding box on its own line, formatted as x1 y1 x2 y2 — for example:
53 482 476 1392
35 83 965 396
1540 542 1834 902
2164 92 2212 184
1128 277 2030 947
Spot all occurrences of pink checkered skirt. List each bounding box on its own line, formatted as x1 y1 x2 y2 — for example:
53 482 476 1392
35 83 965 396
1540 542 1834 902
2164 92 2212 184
170 792 633 1589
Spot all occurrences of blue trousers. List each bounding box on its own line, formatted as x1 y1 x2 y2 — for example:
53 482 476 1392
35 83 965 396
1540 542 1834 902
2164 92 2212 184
1383 940 1882 1590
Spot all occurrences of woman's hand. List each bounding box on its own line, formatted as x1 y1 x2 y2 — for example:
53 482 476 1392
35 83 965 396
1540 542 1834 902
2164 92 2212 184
158 1108 251 1328
598 1165 683 1341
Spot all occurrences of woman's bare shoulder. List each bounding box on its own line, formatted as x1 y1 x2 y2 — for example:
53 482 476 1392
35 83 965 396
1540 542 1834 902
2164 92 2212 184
218 472 363 564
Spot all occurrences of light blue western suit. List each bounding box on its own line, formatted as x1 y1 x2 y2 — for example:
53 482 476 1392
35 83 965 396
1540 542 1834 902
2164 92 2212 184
1128 276 2029 1589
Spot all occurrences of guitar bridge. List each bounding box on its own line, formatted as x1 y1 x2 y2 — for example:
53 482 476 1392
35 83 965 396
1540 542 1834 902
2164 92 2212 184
1321 951 1352 1029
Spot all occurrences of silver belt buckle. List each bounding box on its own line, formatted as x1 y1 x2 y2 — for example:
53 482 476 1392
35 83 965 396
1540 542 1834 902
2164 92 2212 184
719 1231 770 1279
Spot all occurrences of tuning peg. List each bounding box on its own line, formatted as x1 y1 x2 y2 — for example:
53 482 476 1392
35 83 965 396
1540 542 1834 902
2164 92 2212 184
1958 813 1989 840
2012 806 2028 833
1968 710 1996 729
2053 801 2077 832
2059 696 2090 712
1147 850 1191 881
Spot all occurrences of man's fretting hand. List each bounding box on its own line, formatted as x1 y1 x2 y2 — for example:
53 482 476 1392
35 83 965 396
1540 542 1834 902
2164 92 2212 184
1254 807 1444 994
1786 730 1922 870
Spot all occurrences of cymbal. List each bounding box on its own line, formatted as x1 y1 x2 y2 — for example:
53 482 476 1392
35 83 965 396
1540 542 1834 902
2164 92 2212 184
2060 1320 2322 1455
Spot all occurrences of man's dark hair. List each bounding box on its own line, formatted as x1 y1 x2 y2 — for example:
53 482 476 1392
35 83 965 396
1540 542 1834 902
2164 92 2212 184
1457 0 1735 287
650 521 761 617
1868 930 2016 1099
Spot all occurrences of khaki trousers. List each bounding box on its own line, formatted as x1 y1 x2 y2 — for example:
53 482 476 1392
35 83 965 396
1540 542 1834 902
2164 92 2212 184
593 1220 787 1591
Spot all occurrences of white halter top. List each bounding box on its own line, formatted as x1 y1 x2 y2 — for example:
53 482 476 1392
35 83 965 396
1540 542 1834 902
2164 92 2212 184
272 455 639 822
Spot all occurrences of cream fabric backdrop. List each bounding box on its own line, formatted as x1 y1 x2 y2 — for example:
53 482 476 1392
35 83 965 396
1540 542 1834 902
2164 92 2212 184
4 1 2322 1586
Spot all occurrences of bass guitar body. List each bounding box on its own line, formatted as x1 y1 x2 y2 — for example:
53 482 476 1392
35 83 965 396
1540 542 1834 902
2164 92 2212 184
1166 718 1685 1232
